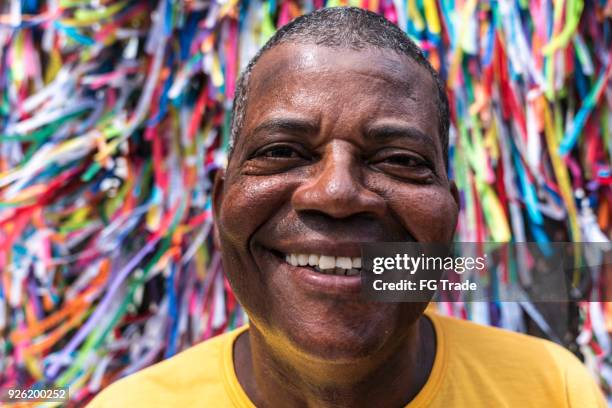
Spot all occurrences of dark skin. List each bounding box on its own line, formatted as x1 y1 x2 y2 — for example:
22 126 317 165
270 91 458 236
213 43 459 407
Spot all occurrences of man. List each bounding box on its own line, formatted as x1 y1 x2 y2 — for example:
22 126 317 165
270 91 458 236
89 7 606 407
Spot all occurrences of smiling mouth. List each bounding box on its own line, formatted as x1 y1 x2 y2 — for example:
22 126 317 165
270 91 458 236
280 252 362 276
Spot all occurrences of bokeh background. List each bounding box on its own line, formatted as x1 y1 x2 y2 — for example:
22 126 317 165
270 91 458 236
0 0 610 405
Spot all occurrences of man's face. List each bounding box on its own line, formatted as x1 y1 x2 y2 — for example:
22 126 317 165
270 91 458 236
213 43 458 362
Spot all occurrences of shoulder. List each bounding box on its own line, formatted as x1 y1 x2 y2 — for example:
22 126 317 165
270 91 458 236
87 326 247 408
431 311 577 365
539 339 608 407
429 313 606 407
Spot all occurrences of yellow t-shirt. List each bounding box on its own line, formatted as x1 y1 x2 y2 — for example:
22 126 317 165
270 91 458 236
88 312 607 407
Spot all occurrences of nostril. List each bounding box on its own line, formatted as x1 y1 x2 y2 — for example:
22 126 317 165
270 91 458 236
297 209 333 219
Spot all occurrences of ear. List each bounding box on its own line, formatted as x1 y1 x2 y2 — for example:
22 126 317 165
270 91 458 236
212 169 226 251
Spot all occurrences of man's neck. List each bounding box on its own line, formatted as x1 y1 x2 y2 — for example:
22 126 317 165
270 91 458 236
233 316 436 408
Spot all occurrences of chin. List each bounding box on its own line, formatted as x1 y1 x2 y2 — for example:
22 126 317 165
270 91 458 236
276 301 427 364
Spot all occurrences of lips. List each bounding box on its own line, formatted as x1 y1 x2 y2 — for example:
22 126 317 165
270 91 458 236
258 244 363 297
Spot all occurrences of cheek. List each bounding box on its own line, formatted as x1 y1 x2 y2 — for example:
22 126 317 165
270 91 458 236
219 175 291 247
381 183 458 242
217 175 292 326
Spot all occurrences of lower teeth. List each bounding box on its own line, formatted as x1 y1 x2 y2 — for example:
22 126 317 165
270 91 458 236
313 266 360 276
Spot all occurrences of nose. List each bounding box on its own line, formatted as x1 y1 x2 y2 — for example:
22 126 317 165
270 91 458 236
292 141 386 219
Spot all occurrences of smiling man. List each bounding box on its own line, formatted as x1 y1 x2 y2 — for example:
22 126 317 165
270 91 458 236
89 7 606 408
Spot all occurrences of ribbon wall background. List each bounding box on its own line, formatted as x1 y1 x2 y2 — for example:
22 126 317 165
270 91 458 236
0 0 610 405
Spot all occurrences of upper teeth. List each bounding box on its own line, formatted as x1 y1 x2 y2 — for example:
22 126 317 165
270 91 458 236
285 253 361 275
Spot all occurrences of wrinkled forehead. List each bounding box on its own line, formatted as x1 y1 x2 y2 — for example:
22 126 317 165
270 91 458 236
249 43 435 105
236 43 440 146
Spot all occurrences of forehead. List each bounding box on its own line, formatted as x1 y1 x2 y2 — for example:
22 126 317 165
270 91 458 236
251 43 435 101
241 43 440 145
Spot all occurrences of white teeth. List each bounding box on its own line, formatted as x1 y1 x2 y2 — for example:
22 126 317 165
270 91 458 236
308 254 319 266
284 253 362 276
297 254 309 266
318 255 335 270
336 257 352 269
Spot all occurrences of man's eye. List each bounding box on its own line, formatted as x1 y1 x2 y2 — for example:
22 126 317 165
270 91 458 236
368 151 435 182
382 155 424 167
258 145 301 159
242 144 309 176
376 153 431 169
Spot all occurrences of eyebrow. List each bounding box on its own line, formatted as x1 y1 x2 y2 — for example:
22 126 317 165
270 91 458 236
365 123 434 146
248 118 436 149
251 117 319 138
